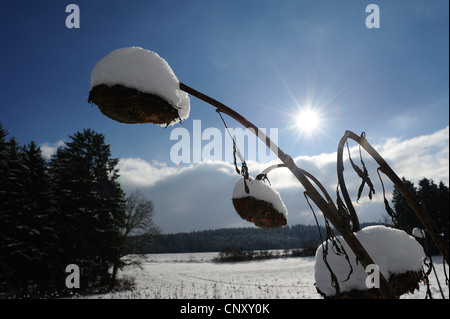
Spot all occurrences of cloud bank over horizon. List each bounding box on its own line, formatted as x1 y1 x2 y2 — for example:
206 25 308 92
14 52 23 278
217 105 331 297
116 126 449 233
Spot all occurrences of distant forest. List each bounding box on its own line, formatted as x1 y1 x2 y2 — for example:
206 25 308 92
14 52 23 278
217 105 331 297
144 223 380 254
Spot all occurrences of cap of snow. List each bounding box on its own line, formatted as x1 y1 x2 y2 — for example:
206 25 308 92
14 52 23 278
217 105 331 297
314 225 425 297
90 47 190 124
232 177 288 219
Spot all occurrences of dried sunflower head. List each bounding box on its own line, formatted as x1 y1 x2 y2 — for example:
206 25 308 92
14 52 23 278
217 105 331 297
88 47 189 126
232 177 287 228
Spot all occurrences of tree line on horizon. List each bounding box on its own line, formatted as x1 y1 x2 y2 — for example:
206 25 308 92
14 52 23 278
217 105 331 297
145 224 329 254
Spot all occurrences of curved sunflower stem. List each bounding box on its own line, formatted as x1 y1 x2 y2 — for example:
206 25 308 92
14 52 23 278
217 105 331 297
339 130 449 265
256 164 334 204
256 164 286 180
180 82 397 298
337 134 361 232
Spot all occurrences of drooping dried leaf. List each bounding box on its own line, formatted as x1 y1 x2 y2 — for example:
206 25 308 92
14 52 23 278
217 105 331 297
347 143 375 201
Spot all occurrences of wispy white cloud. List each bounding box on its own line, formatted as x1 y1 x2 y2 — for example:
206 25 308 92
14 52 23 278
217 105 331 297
375 126 449 185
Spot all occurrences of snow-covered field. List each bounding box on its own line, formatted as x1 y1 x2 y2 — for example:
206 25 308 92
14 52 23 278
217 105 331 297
81 252 448 299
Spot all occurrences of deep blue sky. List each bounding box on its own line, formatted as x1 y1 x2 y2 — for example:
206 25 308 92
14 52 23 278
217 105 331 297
1 1 449 232
1 0 448 161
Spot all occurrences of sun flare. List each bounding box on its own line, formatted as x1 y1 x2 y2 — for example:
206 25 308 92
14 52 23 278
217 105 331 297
295 107 321 134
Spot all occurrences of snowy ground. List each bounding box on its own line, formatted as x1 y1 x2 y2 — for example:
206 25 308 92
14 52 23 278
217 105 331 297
80 252 448 299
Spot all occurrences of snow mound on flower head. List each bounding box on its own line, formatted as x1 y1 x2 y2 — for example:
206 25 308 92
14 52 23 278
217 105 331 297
314 225 425 297
232 177 288 219
90 47 190 124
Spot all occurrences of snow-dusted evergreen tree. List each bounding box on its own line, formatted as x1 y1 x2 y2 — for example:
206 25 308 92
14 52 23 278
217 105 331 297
49 129 126 289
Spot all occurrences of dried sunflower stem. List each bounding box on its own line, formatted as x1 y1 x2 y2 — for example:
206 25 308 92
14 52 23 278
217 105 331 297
339 130 449 265
256 164 334 203
179 82 397 298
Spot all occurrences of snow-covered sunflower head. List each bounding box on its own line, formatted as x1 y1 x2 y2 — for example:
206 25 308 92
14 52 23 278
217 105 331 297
314 225 426 299
88 47 190 126
232 177 287 229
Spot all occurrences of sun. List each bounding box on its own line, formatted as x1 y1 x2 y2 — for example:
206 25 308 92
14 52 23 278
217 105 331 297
295 107 321 134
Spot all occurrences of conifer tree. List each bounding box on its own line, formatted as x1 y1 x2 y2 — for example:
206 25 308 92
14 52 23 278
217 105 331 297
438 181 450 247
0 122 8 172
18 142 59 293
392 177 449 254
0 124 12 292
0 135 60 295
0 122 9 209
417 179 449 250
49 129 126 289
0 137 26 292
391 178 419 231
